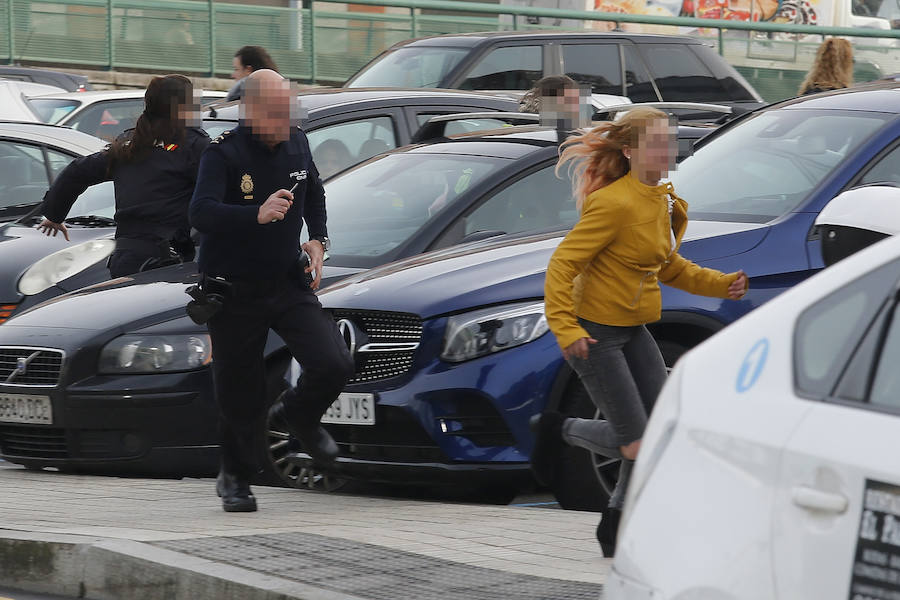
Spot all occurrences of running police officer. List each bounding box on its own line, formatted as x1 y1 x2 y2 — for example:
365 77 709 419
39 75 208 277
189 69 354 513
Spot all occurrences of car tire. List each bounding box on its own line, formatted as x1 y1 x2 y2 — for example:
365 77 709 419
550 340 688 512
254 358 348 493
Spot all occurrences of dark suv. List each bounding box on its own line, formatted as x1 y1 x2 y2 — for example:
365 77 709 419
345 31 763 109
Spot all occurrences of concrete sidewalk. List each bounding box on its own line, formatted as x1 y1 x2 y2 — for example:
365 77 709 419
0 463 607 600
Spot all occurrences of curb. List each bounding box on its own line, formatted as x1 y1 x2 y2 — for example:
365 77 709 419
0 530 370 600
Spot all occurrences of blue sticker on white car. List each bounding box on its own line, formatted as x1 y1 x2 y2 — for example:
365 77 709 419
736 338 769 393
848 479 900 598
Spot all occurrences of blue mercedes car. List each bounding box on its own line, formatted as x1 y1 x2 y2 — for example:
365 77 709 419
308 85 900 509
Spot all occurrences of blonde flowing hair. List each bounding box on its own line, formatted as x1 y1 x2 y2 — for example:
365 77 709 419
555 106 669 211
798 38 853 95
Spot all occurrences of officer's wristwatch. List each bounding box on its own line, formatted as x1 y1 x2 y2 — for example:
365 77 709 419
311 236 331 252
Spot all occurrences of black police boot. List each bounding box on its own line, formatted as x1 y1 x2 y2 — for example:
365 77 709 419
269 393 339 466
596 507 622 557
216 469 257 513
528 411 566 487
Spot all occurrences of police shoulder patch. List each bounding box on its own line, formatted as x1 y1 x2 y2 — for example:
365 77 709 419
210 129 234 145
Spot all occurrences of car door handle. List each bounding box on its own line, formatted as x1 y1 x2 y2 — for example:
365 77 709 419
791 486 849 514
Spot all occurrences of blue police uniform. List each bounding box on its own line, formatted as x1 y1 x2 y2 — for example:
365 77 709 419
41 127 209 277
189 125 354 511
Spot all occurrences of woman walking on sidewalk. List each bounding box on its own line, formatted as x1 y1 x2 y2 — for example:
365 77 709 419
531 107 748 556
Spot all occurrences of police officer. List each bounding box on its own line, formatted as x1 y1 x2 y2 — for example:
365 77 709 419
189 69 354 513
39 75 209 277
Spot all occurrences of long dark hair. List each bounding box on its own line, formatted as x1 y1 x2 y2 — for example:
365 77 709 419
234 46 278 73
108 74 193 165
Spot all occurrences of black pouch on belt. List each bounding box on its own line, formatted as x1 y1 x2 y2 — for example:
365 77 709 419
185 275 231 325
289 250 315 288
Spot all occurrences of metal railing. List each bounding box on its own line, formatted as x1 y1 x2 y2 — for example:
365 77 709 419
3 0 900 101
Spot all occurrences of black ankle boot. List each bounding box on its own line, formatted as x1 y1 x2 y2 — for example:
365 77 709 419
269 394 339 466
596 507 621 557
528 411 566 487
216 469 257 513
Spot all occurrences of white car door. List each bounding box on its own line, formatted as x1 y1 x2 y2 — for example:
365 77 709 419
773 257 900 599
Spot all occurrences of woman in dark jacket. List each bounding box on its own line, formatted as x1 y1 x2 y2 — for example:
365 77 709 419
39 74 210 277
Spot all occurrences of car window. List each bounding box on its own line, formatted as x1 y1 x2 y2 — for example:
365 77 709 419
68 100 145 141
202 121 234 140
458 164 575 241
690 45 758 102
68 181 116 219
308 116 397 180
869 302 900 410
622 44 658 103
416 113 519 136
0 140 52 212
46 148 77 181
563 44 623 96
860 145 900 185
458 46 543 91
670 109 890 223
347 47 470 88
794 258 900 397
27 98 81 124
640 43 731 102
322 153 508 267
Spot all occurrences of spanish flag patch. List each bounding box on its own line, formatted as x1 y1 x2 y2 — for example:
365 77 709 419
165 143 178 151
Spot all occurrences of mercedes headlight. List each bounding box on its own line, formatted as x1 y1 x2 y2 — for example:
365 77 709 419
18 239 115 295
99 334 212 374
441 302 549 363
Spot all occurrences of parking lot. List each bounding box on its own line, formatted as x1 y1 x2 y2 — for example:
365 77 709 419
3 8 900 597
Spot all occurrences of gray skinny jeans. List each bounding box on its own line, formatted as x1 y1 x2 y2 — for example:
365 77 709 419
563 319 667 509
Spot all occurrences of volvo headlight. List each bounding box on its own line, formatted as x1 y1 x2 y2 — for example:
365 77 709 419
99 334 212 374
18 239 115 295
441 302 549 363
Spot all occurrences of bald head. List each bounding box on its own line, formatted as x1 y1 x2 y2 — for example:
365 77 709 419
241 69 296 146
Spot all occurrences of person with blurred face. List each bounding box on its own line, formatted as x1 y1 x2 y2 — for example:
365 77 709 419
531 107 749 555
227 45 279 102
39 74 208 277
189 69 354 513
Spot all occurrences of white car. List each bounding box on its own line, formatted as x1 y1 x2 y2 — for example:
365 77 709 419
609 189 900 599
0 80 65 122
26 89 227 141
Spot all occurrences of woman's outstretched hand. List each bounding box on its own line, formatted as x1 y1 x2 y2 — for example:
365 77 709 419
38 219 69 241
563 337 597 361
728 270 749 300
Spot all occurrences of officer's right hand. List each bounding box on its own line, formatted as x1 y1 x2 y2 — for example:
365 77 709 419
258 189 294 225
38 219 69 241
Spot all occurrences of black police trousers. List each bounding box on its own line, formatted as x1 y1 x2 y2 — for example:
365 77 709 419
207 275 355 477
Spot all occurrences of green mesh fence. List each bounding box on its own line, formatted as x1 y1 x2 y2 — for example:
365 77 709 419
3 0 900 99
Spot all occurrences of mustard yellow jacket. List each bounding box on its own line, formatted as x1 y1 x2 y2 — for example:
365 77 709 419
545 171 741 350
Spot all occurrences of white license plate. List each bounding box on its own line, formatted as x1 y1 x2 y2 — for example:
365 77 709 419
321 392 375 426
0 394 53 424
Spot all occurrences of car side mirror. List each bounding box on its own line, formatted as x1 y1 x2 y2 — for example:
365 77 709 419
815 184 900 266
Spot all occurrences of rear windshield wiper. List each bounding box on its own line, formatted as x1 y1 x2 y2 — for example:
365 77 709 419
64 215 116 227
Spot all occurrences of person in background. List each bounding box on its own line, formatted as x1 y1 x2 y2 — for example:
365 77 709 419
799 38 853 96
314 138 354 179
519 75 580 113
227 45 279 102
38 75 208 277
530 107 748 557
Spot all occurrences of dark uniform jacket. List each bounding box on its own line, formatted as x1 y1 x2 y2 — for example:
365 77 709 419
41 127 210 242
189 125 327 281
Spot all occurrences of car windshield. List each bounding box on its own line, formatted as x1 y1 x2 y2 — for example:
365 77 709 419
347 47 469 88
669 109 892 223
322 153 507 266
27 98 81 123
68 181 116 219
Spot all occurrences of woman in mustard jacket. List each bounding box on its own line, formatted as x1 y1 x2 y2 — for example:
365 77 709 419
531 107 748 556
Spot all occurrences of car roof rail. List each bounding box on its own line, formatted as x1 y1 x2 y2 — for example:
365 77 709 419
592 102 733 121
411 111 540 143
